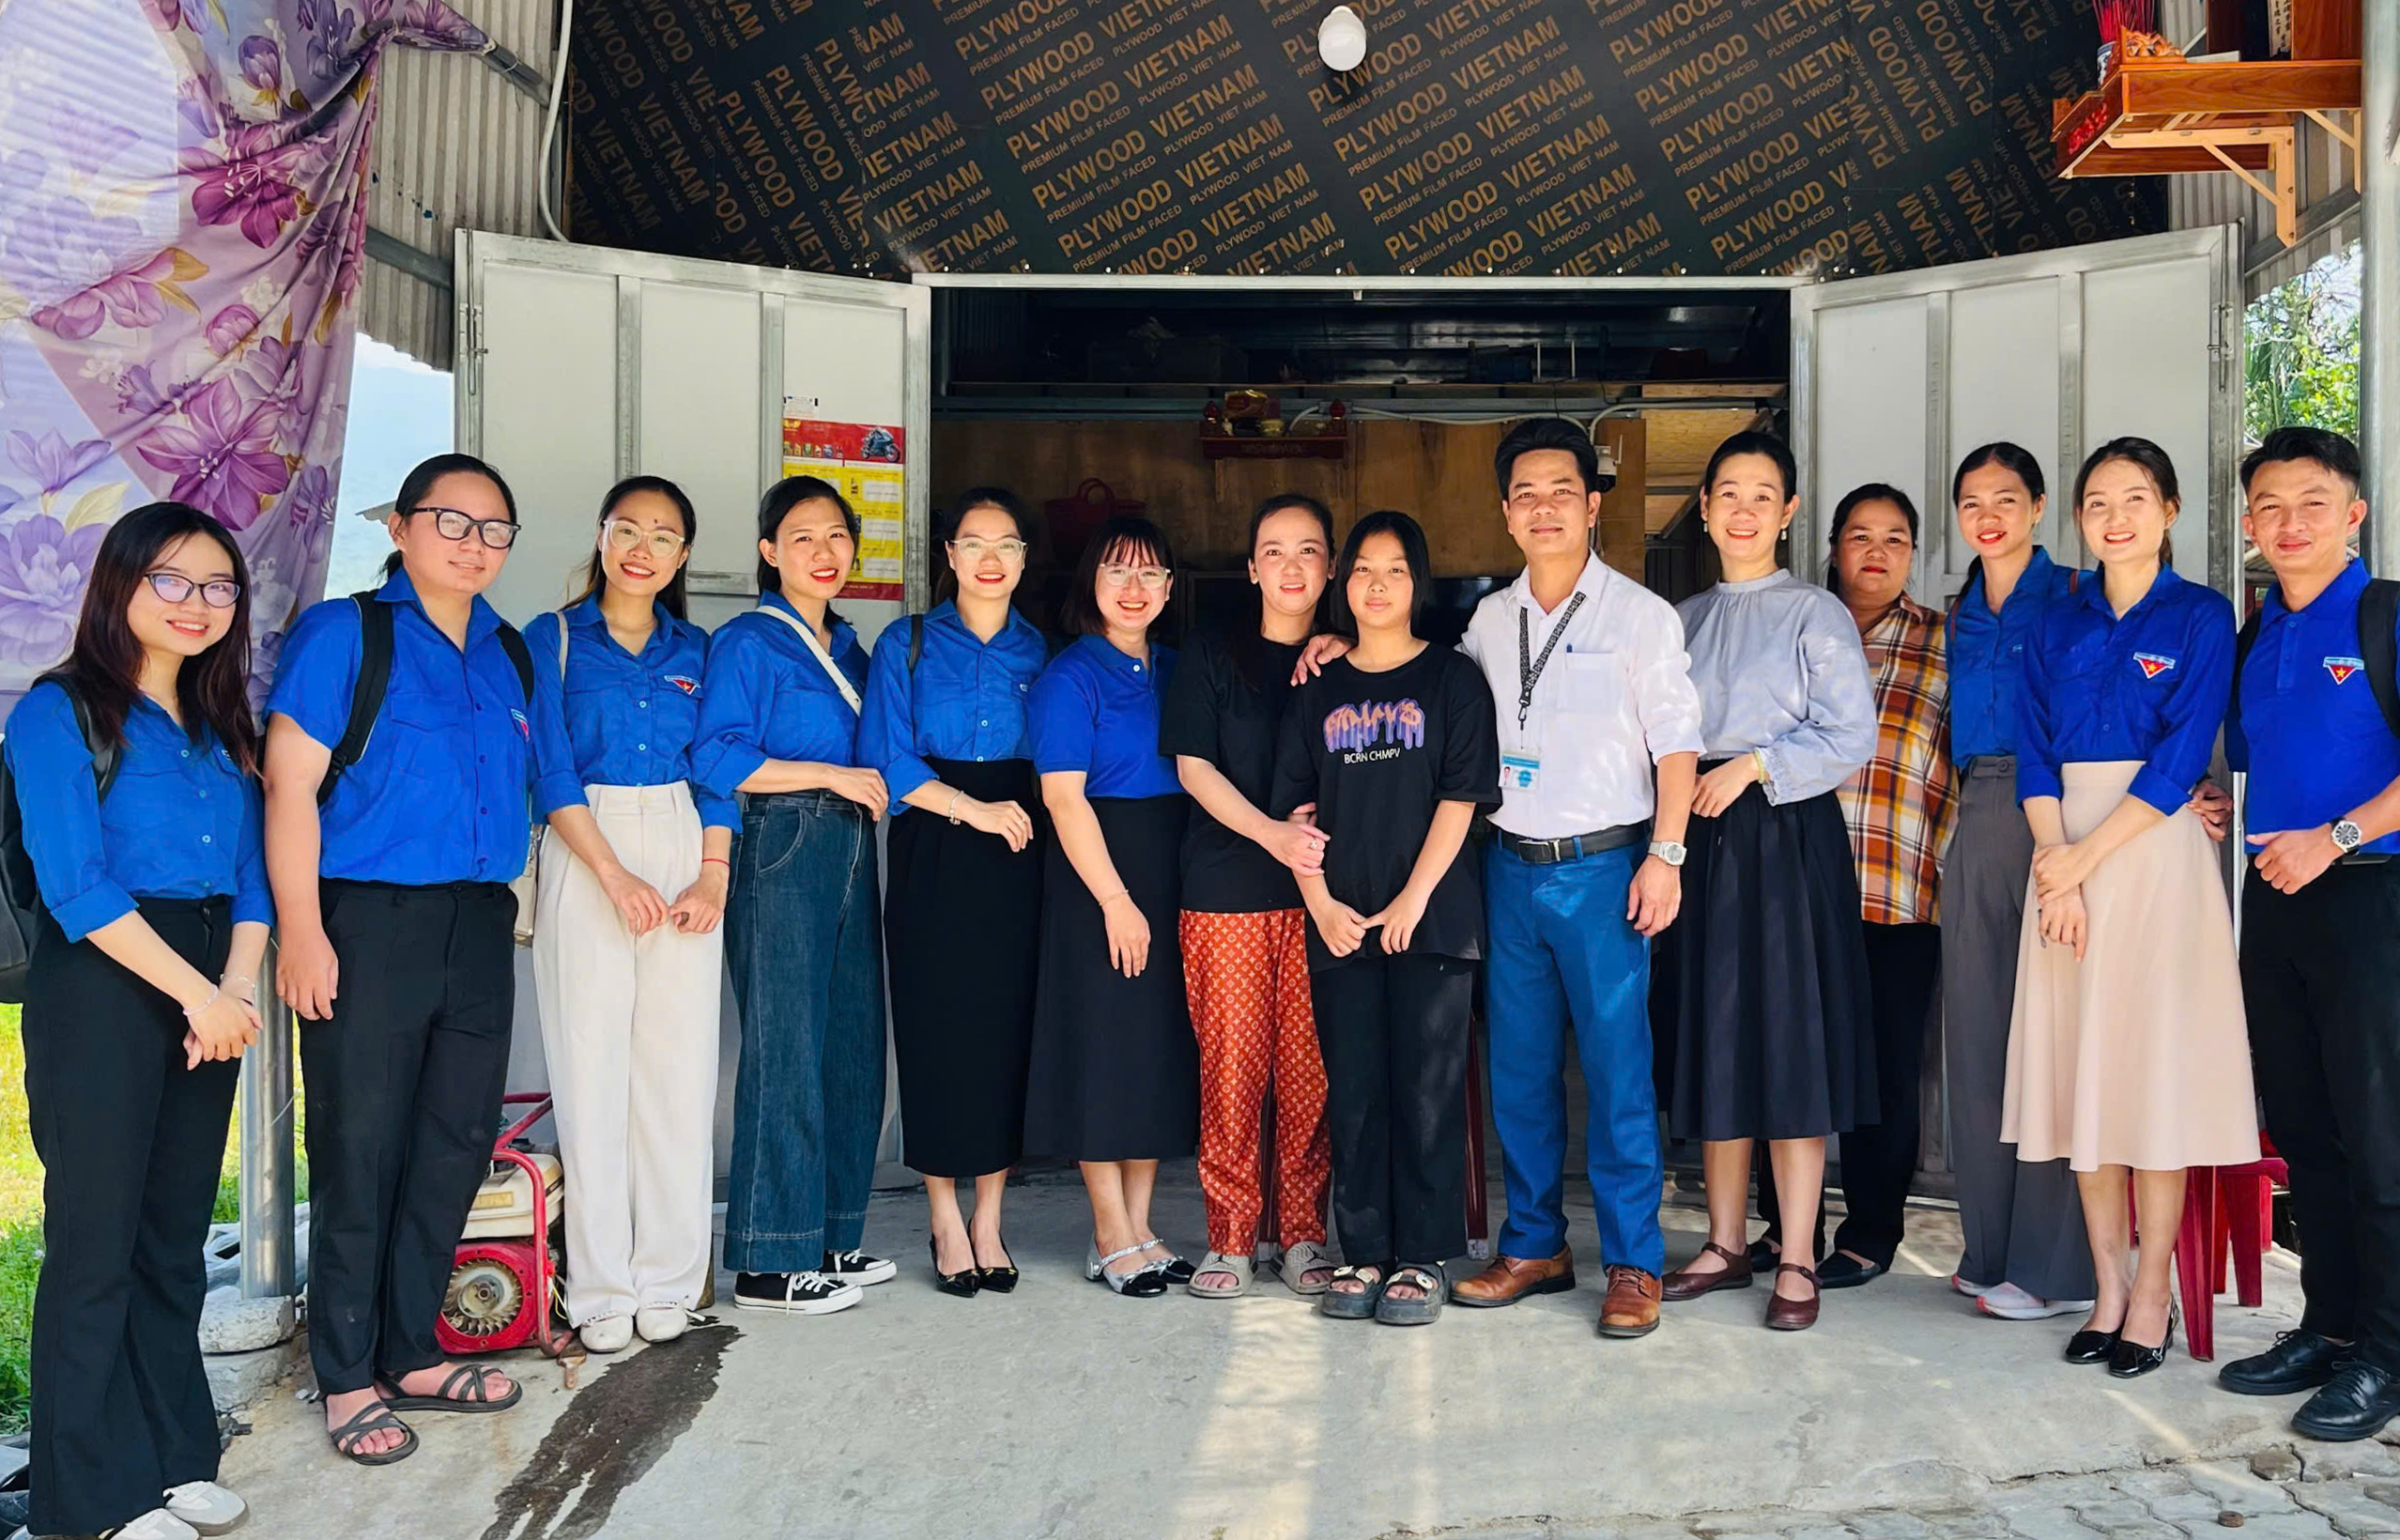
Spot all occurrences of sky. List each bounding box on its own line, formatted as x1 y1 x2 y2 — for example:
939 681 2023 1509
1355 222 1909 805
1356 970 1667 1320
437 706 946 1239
326 336 453 597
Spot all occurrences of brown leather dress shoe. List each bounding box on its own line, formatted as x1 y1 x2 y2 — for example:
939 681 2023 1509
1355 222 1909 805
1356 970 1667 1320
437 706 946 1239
1765 1262 1821 1331
1659 1241 1754 1301
1597 1265 1661 1338
1451 1248 1575 1308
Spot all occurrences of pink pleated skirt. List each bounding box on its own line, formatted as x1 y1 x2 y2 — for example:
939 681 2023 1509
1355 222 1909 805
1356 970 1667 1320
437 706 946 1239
2000 762 2260 1173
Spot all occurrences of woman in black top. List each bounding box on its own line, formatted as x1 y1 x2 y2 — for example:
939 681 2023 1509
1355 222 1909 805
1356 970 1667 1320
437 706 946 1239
1272 510 1501 1327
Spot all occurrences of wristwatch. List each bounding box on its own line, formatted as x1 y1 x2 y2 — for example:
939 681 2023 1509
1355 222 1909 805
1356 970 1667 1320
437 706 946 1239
1648 839 1687 868
2332 819 2365 855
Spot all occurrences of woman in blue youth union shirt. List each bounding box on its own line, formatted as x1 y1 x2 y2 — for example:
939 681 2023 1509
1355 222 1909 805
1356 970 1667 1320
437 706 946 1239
265 454 566 1464
6 502 269 1540
2005 437 2259 1379
525 476 734 1353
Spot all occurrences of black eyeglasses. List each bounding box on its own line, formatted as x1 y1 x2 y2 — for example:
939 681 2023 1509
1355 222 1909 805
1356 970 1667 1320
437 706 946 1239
412 506 520 550
144 572 242 608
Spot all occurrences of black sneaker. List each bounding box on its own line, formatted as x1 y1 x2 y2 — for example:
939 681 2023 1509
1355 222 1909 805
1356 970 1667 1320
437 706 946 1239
732 1270 862 1315
2221 1329 2358 1396
822 1249 898 1286
2293 1360 2400 1442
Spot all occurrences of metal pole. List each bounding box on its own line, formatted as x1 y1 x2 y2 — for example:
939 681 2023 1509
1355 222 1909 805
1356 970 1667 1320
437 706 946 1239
238 945 296 1299
2362 1 2400 575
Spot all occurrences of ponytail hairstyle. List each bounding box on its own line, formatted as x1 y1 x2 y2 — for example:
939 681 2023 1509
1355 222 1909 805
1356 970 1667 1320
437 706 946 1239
754 474 858 598
1699 429 1799 504
1231 491 1334 692
384 452 519 580
58 500 260 775
572 475 697 621
932 485 1032 606
1951 440 2046 506
2073 436 2179 568
1823 483 1919 600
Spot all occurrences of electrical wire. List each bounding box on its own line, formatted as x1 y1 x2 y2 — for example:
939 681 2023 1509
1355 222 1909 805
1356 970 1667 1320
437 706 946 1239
535 0 575 242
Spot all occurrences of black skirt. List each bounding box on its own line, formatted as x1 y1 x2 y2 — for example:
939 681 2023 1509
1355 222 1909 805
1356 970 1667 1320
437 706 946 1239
1657 782 1876 1143
885 757 1045 1177
1023 793 1200 1162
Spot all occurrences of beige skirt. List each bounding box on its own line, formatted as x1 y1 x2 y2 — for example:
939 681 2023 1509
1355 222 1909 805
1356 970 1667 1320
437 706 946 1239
2001 762 2259 1173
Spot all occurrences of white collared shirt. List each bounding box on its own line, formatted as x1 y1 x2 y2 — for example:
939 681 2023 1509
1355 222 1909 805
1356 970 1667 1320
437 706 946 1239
1460 553 1705 839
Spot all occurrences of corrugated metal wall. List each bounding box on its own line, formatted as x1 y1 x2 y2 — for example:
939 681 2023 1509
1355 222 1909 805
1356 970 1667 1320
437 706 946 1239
2160 0 2360 297
359 0 555 368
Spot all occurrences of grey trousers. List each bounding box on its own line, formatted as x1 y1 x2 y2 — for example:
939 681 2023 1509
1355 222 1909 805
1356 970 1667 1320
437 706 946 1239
1941 759 2097 1300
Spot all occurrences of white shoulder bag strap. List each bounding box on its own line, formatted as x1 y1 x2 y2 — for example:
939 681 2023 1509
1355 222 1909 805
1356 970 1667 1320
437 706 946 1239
756 603 862 714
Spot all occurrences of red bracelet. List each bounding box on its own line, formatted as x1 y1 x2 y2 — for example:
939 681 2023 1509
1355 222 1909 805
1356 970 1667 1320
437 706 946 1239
701 856 730 869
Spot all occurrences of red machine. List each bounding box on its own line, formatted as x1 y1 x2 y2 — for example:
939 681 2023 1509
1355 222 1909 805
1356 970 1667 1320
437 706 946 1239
437 1092 569 1358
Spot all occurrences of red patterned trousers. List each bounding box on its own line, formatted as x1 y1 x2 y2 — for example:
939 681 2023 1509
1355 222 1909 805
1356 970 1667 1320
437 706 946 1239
1179 909 1331 1255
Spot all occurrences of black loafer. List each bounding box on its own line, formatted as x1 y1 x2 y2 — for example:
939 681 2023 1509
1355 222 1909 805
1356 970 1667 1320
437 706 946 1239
2108 1315 2177 1379
2065 1328 2122 1364
2293 1361 2400 1441
2221 1330 2357 1396
1816 1254 1887 1290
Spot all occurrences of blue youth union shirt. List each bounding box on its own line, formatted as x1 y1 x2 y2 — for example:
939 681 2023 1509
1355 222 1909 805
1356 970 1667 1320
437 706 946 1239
689 592 869 802
1947 547 2081 762
1028 635 1183 799
2016 563 2234 816
3 685 273 941
2229 560 2400 857
857 600 1048 808
522 596 737 830
266 567 570 885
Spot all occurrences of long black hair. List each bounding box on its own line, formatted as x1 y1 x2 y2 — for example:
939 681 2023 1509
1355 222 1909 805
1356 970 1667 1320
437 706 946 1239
754 474 858 597
58 500 259 774
1823 483 1919 600
1952 440 2046 505
2073 436 2179 567
571 475 697 621
1326 509 1432 639
383 452 517 580
1231 491 1333 692
1058 514 1175 638
933 485 1032 607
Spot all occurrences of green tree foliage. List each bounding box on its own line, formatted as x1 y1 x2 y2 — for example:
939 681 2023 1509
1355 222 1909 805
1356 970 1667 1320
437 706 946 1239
2246 245 2361 444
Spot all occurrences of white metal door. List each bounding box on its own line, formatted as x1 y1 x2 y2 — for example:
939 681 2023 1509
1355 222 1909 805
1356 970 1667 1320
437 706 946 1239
1790 226 2242 605
454 231 931 639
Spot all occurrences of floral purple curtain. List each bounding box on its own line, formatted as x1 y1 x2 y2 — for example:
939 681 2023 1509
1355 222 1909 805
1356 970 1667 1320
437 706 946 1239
0 0 487 703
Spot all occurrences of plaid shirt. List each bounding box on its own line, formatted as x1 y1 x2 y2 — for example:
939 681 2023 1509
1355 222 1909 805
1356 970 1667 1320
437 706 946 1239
1838 594 1957 925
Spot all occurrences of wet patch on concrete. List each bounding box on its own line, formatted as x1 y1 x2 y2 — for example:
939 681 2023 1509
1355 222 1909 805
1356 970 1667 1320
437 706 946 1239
481 1323 736 1540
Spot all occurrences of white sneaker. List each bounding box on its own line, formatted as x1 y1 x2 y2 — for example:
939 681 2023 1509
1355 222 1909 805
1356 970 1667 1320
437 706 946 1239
1951 1273 1998 1298
635 1303 690 1343
732 1270 862 1315
578 1314 635 1353
162 1481 246 1536
1978 1281 2098 1320
102 1508 199 1540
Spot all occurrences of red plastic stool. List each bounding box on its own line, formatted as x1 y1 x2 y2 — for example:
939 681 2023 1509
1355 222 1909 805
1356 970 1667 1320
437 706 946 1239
2131 1151 2288 1363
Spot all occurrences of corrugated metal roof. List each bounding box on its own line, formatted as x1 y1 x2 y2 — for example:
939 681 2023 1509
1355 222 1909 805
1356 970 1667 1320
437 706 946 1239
360 0 555 368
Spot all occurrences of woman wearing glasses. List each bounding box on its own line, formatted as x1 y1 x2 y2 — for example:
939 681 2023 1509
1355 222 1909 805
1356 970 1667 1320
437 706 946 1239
1025 515 1200 1297
523 477 733 1350
693 475 894 1317
266 454 570 1462
7 502 269 1540
858 487 1050 1296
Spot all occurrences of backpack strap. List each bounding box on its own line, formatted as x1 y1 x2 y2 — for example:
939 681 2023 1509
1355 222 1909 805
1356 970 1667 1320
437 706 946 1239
2227 607 2263 775
30 671 118 802
2362 578 2400 741
496 623 534 703
319 593 393 807
907 612 925 675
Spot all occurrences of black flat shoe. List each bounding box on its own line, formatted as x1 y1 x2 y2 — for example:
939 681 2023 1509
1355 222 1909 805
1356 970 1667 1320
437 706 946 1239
2222 1330 2357 1396
1816 1254 1886 1290
974 1233 1019 1294
2293 1361 2400 1441
2065 1328 2122 1364
2108 1313 2177 1378
930 1235 978 1299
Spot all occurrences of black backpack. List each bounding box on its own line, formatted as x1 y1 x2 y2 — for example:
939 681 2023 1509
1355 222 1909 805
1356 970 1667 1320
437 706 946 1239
2226 578 2400 772
318 592 533 806
0 674 122 1002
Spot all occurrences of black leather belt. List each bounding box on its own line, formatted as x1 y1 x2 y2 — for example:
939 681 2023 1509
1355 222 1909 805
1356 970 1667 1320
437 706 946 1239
1492 821 1649 865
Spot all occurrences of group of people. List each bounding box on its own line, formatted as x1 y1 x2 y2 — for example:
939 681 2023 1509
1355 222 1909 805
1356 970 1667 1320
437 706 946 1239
9 408 2398 1539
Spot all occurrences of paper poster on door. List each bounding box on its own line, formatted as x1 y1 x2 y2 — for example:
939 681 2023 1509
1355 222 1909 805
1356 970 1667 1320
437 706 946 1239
781 418 904 601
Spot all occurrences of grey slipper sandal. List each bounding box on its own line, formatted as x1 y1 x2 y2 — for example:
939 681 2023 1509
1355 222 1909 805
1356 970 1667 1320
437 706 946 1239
1187 1250 1252 1298
1279 1240 1336 1297
1375 1263 1447 1326
1316 1263 1386 1319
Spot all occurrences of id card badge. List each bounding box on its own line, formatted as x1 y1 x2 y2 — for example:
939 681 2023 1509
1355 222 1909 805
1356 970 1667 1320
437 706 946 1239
1500 750 1541 793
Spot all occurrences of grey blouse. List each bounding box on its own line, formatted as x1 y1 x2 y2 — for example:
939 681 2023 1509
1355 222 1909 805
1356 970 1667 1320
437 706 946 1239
1676 569 1877 805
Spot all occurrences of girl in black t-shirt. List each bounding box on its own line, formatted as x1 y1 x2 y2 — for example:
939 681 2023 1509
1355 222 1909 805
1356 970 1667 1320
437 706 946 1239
1271 510 1501 1327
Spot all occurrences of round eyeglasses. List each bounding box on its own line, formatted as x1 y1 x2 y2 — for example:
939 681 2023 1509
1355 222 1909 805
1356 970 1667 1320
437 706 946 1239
603 518 689 559
413 506 520 549
1098 562 1170 591
949 536 1027 563
143 572 242 608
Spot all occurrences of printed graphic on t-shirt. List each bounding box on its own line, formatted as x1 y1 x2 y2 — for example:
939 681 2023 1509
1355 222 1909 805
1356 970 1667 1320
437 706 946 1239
2132 652 2177 680
509 707 530 737
1322 698 1425 763
666 674 700 696
2326 655 2364 685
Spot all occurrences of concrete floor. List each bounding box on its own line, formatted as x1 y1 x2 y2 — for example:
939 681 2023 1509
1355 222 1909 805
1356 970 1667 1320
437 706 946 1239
217 1165 2315 1540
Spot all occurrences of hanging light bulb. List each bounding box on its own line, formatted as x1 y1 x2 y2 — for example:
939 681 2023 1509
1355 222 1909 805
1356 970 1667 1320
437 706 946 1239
1318 5 1367 71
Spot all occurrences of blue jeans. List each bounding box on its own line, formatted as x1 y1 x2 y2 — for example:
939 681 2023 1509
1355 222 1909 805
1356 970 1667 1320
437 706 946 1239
1483 840 1665 1272
724 791 885 1271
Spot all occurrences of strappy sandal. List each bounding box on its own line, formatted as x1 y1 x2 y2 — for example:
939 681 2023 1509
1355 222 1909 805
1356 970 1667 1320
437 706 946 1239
1316 1263 1386 1319
1279 1240 1336 1297
377 1363 523 1414
1186 1250 1252 1298
328 1399 417 1465
1085 1241 1169 1298
1375 1263 1447 1326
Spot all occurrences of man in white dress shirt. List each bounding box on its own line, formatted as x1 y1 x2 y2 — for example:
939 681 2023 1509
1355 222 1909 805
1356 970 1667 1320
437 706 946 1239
1448 417 1703 1339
